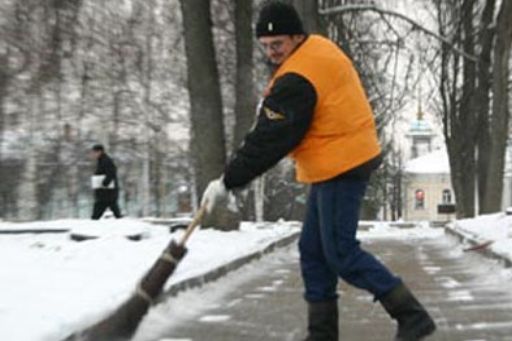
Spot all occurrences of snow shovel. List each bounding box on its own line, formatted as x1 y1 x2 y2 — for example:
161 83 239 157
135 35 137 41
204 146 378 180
63 205 207 341
463 240 494 252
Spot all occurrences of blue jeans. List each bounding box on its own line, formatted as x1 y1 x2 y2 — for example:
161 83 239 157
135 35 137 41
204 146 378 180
299 176 401 303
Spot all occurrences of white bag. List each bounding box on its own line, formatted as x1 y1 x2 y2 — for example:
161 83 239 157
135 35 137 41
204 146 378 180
91 175 115 189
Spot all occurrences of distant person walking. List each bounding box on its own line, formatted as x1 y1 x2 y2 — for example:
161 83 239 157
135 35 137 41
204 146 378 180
89 144 122 220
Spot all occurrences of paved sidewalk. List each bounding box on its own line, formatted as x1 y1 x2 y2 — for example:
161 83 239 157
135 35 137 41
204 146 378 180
138 234 512 341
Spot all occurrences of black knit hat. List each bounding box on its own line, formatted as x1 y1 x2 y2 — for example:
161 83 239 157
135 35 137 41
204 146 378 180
91 144 104 152
256 1 305 38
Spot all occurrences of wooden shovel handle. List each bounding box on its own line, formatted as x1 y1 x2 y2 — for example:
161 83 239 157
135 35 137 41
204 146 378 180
178 205 207 246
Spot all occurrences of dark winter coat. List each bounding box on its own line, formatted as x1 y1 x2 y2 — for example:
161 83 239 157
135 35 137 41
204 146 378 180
94 153 119 202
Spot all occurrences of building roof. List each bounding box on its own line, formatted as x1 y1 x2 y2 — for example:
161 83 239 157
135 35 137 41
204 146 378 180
404 148 450 174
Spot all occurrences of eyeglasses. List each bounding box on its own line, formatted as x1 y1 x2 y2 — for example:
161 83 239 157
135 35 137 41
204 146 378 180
259 40 285 52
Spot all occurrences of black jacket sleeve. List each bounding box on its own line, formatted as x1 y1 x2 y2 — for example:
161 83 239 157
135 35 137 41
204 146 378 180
223 73 317 190
96 155 117 187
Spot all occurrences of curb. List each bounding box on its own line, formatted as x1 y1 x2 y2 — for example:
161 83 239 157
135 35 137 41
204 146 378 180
0 228 69 235
161 230 301 299
444 225 512 268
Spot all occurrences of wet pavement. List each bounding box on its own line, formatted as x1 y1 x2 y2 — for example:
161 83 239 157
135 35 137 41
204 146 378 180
136 232 512 341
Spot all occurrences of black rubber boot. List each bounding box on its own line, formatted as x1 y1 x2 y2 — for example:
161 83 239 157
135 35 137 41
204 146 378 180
380 283 436 341
304 300 338 341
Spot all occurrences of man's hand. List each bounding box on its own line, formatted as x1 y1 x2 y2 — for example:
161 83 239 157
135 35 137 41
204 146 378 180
201 177 228 213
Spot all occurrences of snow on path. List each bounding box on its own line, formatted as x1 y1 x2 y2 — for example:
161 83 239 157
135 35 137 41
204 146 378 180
358 220 444 240
0 219 299 341
0 217 447 341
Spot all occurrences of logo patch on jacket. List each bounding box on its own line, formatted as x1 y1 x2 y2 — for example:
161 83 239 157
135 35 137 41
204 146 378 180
264 106 285 120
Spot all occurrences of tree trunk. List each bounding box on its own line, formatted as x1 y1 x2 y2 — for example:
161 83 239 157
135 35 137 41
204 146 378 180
482 0 512 213
476 0 496 213
293 0 323 34
18 92 39 221
71 62 90 218
456 0 477 218
233 0 257 221
141 11 155 217
437 0 477 218
180 0 239 230
233 0 256 150
254 176 265 222
180 0 227 196
141 140 151 216
0 56 7 169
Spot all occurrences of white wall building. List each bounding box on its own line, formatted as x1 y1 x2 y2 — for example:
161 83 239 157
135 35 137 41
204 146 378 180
402 111 512 221
403 148 454 221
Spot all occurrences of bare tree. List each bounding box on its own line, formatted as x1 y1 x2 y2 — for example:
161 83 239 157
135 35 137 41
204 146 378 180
179 0 227 196
482 0 512 212
320 0 417 219
435 0 512 215
233 0 256 149
0 0 195 220
475 0 496 212
435 0 479 218
321 1 512 217
180 0 240 229
293 0 323 34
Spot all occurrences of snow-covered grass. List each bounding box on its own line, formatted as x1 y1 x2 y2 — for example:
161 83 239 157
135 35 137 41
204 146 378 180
0 218 300 341
452 212 512 262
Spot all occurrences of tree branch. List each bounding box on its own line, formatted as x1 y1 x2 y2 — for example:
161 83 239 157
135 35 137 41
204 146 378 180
319 4 478 62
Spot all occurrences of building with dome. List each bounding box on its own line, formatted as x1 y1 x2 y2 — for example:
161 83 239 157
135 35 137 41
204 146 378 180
403 148 453 221
402 109 454 221
402 107 512 221
405 109 436 159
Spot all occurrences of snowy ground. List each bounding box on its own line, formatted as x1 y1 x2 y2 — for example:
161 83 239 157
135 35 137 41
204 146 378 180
135 234 512 341
0 218 300 341
358 220 443 239
0 218 445 341
452 212 512 262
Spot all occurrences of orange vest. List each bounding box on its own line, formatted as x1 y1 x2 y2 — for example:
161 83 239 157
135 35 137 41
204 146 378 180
267 35 381 183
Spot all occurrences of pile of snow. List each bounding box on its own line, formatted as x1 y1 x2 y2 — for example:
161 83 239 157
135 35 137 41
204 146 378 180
0 218 153 236
452 212 512 261
0 218 300 341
